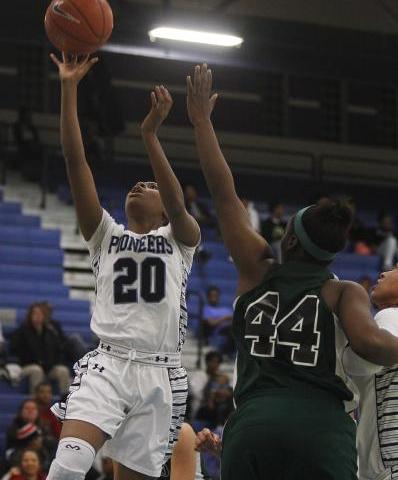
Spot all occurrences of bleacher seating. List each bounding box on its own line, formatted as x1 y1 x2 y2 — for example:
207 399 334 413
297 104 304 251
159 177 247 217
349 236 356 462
0 194 94 454
0 264 63 281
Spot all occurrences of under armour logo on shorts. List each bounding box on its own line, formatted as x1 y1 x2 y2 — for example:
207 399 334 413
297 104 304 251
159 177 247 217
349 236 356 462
156 356 169 363
65 444 81 450
100 343 111 352
93 363 105 373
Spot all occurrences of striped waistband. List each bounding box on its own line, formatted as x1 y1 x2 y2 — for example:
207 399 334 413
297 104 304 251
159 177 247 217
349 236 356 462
97 341 181 367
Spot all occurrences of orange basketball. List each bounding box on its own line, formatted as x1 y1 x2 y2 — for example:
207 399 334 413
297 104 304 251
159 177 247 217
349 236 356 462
44 0 113 55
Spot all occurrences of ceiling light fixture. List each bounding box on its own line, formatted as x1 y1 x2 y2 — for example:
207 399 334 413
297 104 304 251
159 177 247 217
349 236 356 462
148 27 243 47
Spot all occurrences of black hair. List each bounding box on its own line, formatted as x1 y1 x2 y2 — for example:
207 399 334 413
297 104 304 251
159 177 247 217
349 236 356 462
301 199 353 258
205 350 223 364
206 285 220 296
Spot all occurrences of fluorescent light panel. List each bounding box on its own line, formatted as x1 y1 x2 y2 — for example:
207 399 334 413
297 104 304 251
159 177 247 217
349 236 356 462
149 27 243 47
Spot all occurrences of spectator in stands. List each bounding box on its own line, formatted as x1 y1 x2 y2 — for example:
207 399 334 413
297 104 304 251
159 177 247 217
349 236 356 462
1 449 46 480
373 212 397 270
34 382 61 440
4 399 53 474
10 303 71 394
40 302 88 364
241 198 260 233
203 287 234 354
6 400 41 451
184 185 214 228
195 351 233 430
261 201 286 261
5 398 56 465
12 107 42 181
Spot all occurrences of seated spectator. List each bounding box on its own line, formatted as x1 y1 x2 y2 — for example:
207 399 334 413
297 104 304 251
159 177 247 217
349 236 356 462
241 198 260 232
195 351 233 430
1 449 46 480
34 382 61 440
203 287 233 354
190 350 231 419
10 303 71 394
373 212 397 270
184 185 214 228
6 400 41 451
261 201 286 261
12 107 42 181
5 399 56 466
40 302 88 364
5 417 51 474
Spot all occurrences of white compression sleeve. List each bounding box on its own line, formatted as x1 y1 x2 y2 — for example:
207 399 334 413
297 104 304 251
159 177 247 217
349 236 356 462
47 437 96 480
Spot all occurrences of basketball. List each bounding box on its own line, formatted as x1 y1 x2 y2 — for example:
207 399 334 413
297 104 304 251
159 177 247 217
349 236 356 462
44 0 113 55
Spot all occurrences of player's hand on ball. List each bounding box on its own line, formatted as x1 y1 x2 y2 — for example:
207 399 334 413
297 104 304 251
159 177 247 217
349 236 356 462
50 52 98 85
187 63 218 126
195 428 222 457
141 86 173 134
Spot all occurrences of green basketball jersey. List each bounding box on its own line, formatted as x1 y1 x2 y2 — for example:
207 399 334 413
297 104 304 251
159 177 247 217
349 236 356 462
233 260 354 406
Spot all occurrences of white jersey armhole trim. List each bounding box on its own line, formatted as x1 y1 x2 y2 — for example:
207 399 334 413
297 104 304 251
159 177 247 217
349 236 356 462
86 209 116 258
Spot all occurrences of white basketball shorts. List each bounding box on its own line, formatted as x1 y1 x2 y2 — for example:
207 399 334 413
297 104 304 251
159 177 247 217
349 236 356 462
52 347 188 477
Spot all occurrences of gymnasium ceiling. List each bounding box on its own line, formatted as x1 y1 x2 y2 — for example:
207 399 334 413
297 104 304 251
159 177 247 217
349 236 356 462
122 0 398 35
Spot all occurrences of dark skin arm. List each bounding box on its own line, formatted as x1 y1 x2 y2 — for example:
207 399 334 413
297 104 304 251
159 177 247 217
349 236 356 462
187 64 274 295
50 53 102 242
141 86 200 247
334 281 398 366
170 423 197 480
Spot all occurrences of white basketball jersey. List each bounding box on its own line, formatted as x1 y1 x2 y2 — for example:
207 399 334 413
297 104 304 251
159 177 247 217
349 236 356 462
87 209 196 353
343 308 398 480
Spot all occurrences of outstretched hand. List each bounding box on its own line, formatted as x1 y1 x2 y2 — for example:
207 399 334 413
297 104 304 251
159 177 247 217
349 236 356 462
141 85 173 134
195 428 222 457
187 63 218 126
50 52 98 85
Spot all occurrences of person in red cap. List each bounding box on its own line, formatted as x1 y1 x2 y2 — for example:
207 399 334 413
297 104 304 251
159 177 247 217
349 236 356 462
5 401 53 473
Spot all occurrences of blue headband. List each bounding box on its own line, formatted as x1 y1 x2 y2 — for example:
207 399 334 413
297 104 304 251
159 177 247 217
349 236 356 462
294 206 337 262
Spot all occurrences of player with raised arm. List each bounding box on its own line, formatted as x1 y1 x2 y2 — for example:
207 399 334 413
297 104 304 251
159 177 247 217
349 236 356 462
187 63 398 480
343 268 398 480
48 53 200 480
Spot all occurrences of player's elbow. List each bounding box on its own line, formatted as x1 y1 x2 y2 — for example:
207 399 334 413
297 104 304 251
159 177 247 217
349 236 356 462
350 334 381 364
350 330 396 367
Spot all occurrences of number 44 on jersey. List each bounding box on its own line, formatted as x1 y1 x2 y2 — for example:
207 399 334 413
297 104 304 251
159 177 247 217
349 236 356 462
244 291 321 367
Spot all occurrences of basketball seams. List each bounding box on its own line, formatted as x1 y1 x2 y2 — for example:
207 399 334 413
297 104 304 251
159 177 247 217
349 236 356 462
97 0 106 40
68 0 101 41
47 14 97 50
